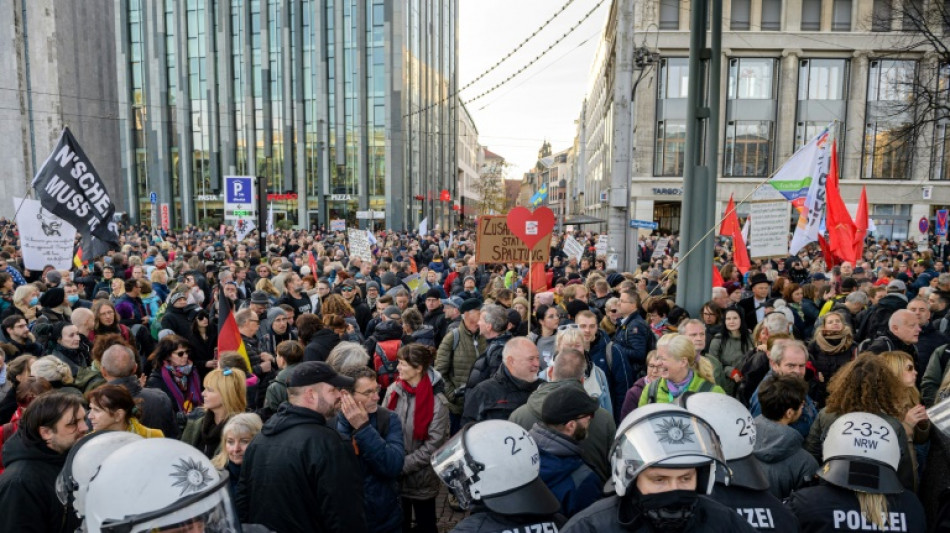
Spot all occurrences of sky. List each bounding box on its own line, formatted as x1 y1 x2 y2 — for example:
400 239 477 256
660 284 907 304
458 0 611 181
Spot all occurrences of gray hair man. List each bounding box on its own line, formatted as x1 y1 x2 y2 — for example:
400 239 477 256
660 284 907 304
749 340 816 438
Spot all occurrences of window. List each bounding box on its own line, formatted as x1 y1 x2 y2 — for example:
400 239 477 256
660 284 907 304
864 123 913 179
832 0 852 30
725 58 777 176
932 64 949 181
867 60 915 103
902 0 923 30
871 204 911 240
731 0 751 30
761 0 782 30
724 121 773 176
796 59 849 149
655 58 689 176
872 0 892 31
864 60 916 179
660 0 679 29
801 0 821 30
729 58 775 100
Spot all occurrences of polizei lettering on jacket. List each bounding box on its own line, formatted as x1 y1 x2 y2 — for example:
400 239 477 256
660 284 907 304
831 510 907 531
499 522 559 533
736 507 774 529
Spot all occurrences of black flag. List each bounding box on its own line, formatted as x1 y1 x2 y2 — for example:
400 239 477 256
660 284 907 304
32 127 120 260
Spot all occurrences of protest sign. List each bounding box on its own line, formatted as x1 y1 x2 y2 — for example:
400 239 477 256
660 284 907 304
14 197 77 271
563 236 585 263
652 237 670 259
475 216 551 264
347 228 373 263
596 235 608 257
330 219 346 231
749 201 791 259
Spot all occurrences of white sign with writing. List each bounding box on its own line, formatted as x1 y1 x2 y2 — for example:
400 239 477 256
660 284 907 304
652 237 671 259
749 201 791 259
330 219 346 232
596 235 608 257
563 236 585 263
347 228 373 263
14 197 77 271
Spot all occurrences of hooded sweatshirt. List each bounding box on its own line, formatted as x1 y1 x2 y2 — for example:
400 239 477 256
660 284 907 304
0 432 81 533
530 424 603 517
752 415 819 500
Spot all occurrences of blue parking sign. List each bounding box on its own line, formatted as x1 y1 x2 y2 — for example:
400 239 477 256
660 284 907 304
226 177 253 204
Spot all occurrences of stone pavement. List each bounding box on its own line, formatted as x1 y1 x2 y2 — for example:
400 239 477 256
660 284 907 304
436 485 468 532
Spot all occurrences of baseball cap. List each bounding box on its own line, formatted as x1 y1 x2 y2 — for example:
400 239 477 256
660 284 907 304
442 296 463 309
541 386 599 426
287 361 355 389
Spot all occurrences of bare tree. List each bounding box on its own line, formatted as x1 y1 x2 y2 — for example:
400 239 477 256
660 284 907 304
474 158 509 216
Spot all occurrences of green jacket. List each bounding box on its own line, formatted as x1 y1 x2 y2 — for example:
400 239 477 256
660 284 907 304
708 332 753 395
434 323 484 414
638 375 725 406
921 343 948 407
264 363 300 412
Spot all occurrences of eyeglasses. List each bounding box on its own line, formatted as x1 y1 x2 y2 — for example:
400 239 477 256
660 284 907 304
172 349 189 357
647 364 662 371
608 309 618 313
557 324 580 332
341 287 354 292
355 386 382 397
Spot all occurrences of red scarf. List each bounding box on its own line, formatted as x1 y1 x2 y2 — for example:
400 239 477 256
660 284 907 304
388 373 434 441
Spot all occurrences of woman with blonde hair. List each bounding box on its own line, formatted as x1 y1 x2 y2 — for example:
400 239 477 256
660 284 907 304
808 311 856 407
637 333 724 406
30 355 82 397
879 351 930 479
181 367 247 458
254 278 280 301
1 284 39 323
211 412 263 498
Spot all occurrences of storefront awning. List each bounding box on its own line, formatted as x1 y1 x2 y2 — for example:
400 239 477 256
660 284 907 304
563 214 606 225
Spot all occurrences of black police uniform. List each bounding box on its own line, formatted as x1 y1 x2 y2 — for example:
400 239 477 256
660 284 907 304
562 494 759 533
450 504 565 533
710 484 799 532
785 482 926 532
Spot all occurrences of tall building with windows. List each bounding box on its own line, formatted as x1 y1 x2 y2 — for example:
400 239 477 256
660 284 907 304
577 0 950 241
116 0 457 230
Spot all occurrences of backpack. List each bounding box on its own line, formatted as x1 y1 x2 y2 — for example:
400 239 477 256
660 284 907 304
856 335 894 354
374 406 392 438
373 339 402 388
646 378 714 404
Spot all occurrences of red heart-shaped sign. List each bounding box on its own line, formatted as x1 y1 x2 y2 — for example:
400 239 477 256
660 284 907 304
507 206 555 250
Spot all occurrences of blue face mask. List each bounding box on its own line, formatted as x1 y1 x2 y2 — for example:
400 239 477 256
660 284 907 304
28 297 38 307
67 294 79 304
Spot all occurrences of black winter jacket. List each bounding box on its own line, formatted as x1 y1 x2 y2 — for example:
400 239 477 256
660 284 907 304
0 432 80 533
303 329 342 362
115 375 180 439
461 365 540 425
562 494 759 533
451 505 565 533
236 403 366 533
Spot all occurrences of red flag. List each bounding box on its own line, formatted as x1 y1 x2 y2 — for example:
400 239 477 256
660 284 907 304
853 186 869 262
818 234 838 269
528 262 548 292
825 141 857 263
720 194 751 275
308 251 318 279
217 287 250 370
712 266 724 288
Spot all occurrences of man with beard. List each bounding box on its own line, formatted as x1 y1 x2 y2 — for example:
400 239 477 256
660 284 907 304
258 307 299 356
561 403 757 533
530 384 603 518
237 362 365 532
0 392 88 532
276 272 312 320
1 316 42 356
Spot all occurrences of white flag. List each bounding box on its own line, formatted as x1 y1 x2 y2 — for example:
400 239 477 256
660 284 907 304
266 204 274 235
367 229 377 245
419 217 428 235
786 128 833 255
741 215 751 243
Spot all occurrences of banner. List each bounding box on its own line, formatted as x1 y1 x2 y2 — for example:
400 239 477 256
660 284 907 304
330 219 346 232
418 217 428 235
235 219 256 241
475 216 551 264
595 235 608 257
32 127 120 260
13 197 77 271
786 127 833 255
563 236 585 263
347 228 373 263
748 201 791 259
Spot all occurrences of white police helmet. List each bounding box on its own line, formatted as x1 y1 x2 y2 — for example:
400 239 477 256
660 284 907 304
84 438 240 532
612 403 727 496
819 412 903 494
56 431 144 520
431 420 560 515
679 392 769 490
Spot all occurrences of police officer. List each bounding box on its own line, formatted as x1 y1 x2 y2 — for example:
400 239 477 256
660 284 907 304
432 419 565 532
680 392 799 532
562 403 758 533
785 412 926 532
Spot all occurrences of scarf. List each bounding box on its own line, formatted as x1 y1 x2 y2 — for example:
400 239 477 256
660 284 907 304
198 412 227 458
160 365 203 413
814 329 853 355
666 370 694 399
388 372 434 441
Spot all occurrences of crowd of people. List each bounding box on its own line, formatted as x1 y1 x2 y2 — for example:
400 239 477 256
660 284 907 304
0 222 948 532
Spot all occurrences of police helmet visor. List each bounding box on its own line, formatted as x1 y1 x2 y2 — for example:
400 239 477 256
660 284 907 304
612 411 727 494
99 475 239 533
432 434 479 510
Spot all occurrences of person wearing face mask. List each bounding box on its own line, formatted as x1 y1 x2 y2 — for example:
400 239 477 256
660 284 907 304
562 403 758 533
63 282 91 310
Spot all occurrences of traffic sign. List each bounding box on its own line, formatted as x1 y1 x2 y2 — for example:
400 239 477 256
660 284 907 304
224 176 257 222
919 216 930 235
629 219 658 230
149 192 157 204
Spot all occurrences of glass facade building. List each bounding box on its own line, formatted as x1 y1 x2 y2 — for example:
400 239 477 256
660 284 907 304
116 0 457 230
